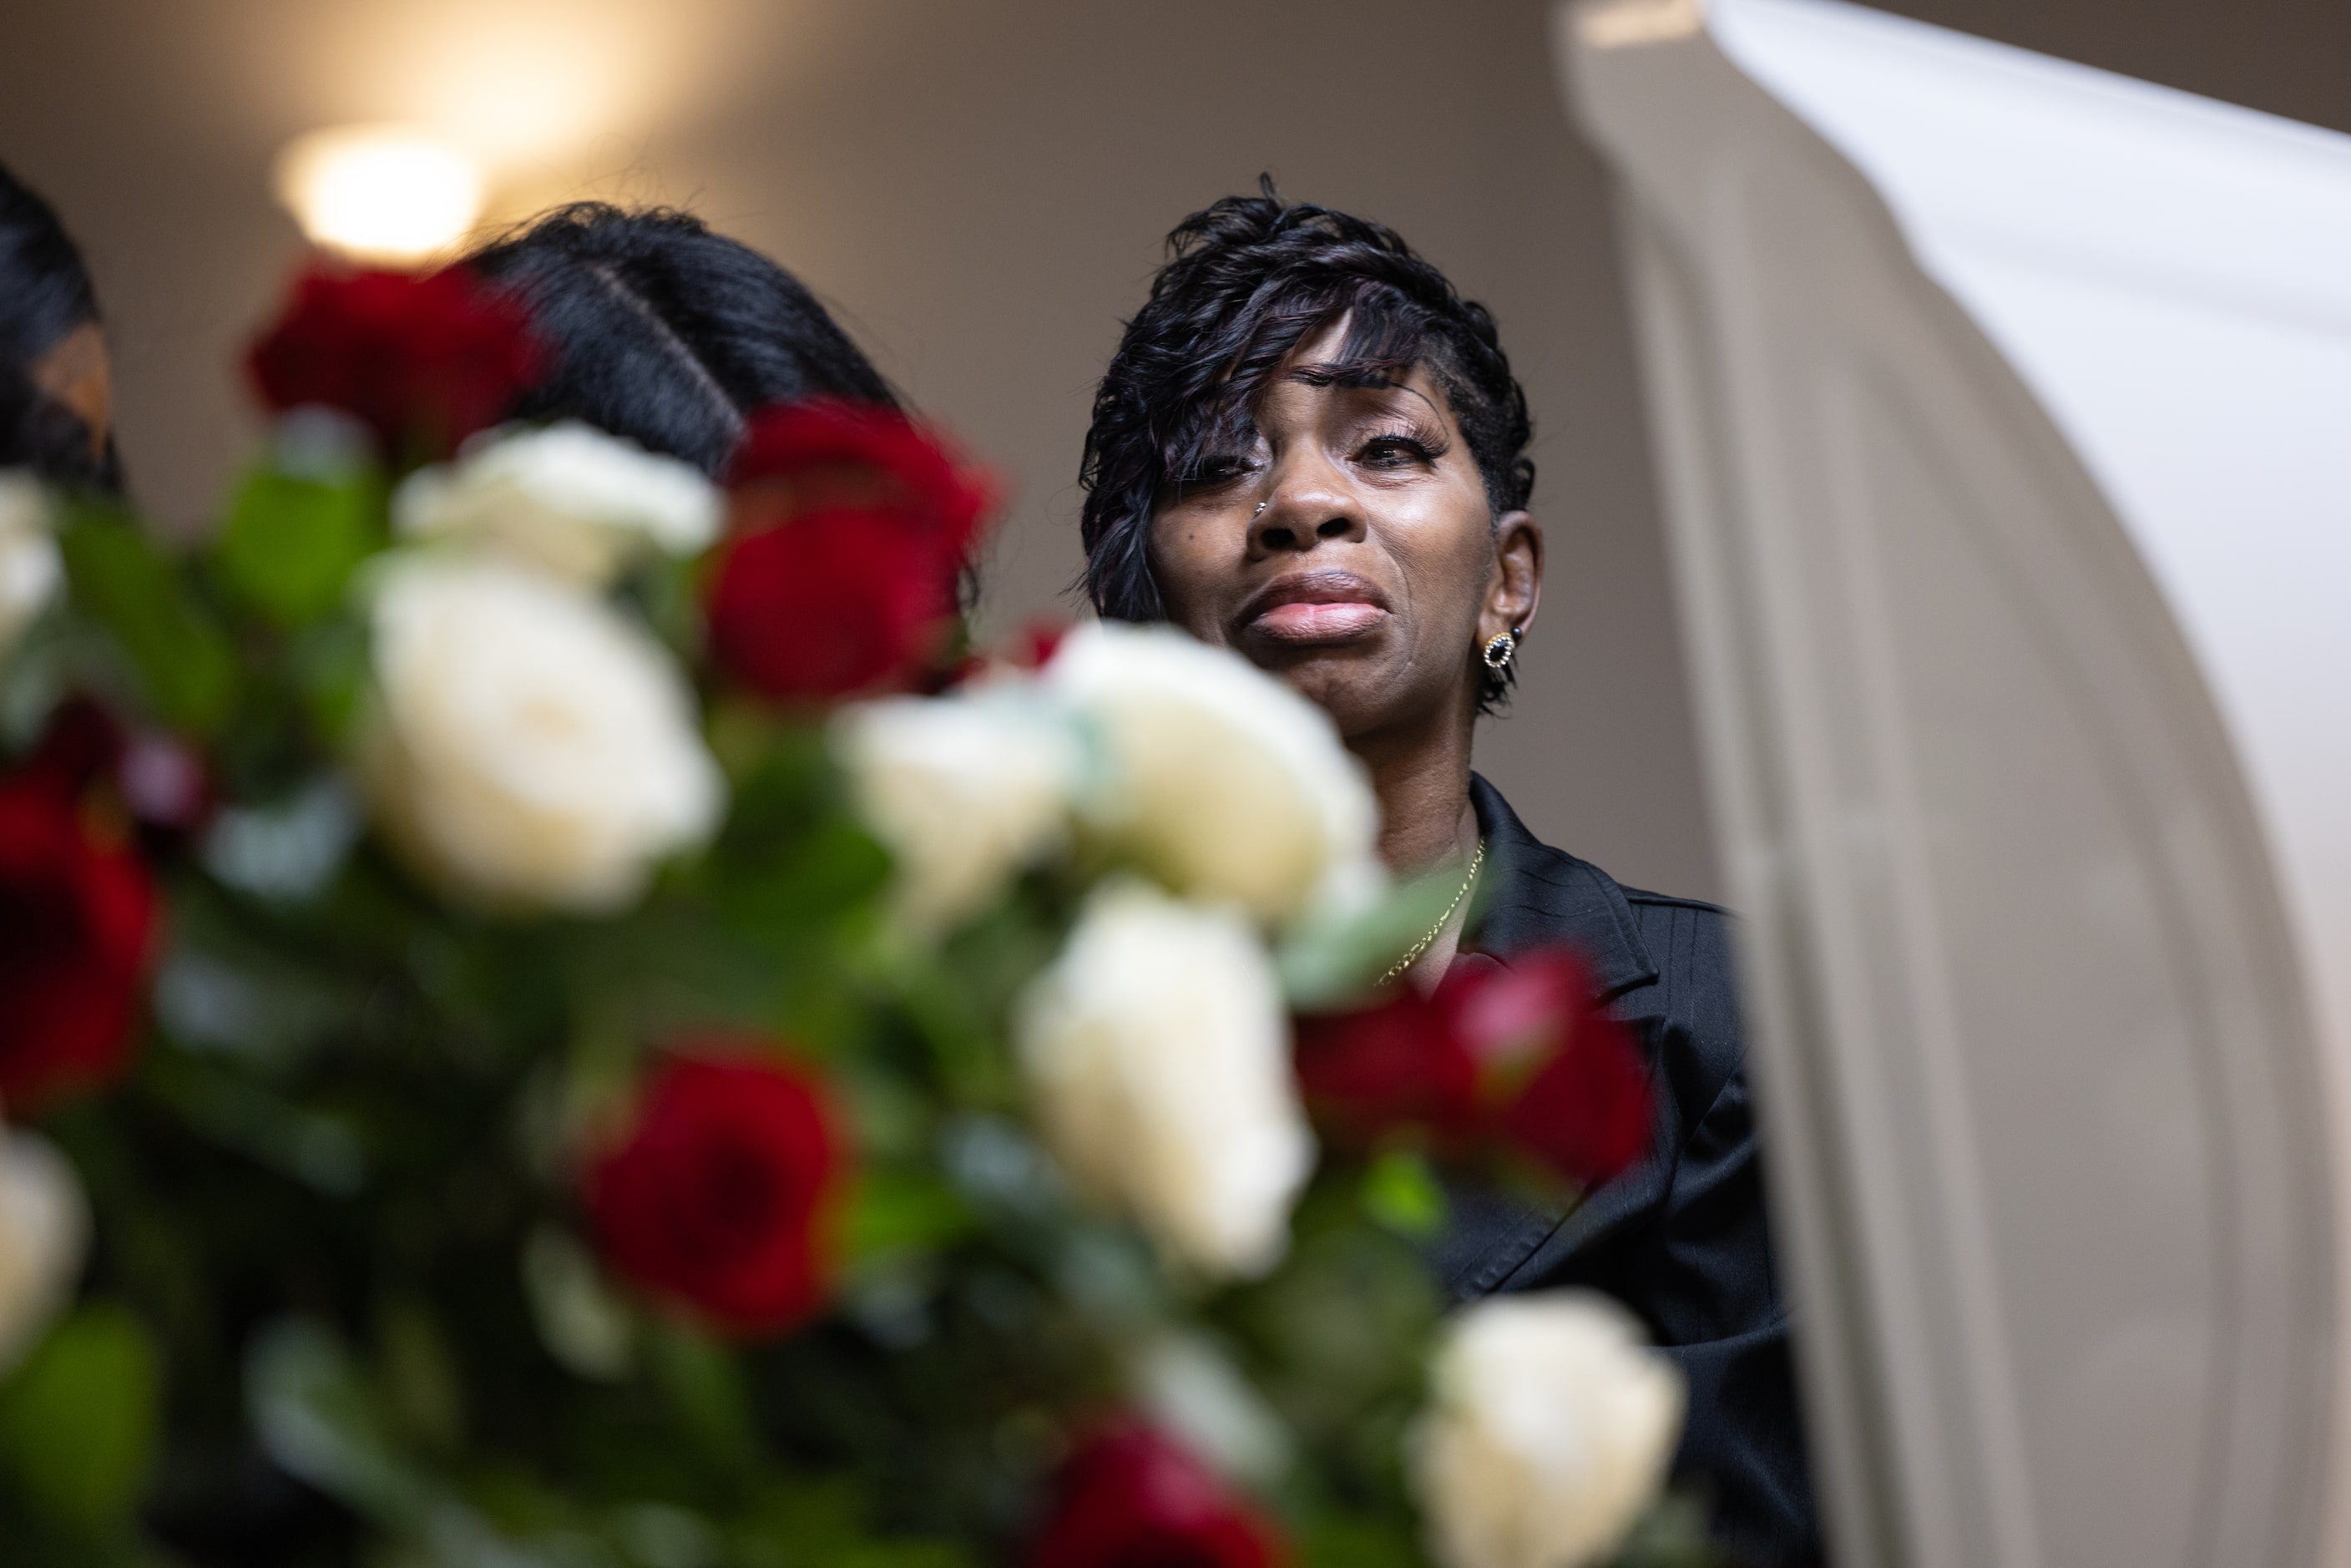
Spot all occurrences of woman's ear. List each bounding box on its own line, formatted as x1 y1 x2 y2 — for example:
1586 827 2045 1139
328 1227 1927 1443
1482 510 1543 644
32 324 114 465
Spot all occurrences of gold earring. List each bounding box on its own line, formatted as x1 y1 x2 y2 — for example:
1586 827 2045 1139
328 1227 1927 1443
1482 626 1523 673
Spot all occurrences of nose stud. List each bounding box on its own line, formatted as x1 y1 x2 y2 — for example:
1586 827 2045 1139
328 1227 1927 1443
1253 501 1268 518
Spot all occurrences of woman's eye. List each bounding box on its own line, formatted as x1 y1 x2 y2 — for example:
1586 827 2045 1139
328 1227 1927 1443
1359 435 1435 468
1178 453 1251 487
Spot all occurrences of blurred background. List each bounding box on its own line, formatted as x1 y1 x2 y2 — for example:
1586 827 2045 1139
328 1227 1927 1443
3 0 2343 905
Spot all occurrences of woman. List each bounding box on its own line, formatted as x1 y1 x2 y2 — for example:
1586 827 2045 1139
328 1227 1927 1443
1079 188 1820 1565
463 202 897 476
0 162 123 490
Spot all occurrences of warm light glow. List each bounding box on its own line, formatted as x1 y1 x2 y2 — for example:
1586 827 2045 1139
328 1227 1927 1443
274 125 485 266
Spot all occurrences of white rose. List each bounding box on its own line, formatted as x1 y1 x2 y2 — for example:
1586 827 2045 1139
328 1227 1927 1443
392 422 720 585
361 554 724 913
0 471 63 663
832 691 1079 933
0 1130 89 1375
1045 621 1383 927
1414 1292 1687 1568
1013 878 1312 1278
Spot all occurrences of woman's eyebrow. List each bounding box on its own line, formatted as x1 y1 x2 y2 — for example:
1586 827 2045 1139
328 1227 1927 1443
1285 363 1444 420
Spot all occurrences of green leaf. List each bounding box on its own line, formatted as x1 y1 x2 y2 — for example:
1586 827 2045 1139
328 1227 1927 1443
214 462 382 625
1277 865 1480 1010
521 1226 635 1382
144 1052 367 1196
720 817 892 940
285 612 374 742
1610 1490 1727 1568
151 929 346 1075
245 1318 432 1526
614 1502 723 1568
646 1319 761 1474
1299 1515 1424 1568
1218 1194 1440 1451
56 504 236 734
1358 1149 1449 1241
842 1170 974 1266
741 1478 978 1568
375 1298 466 1456
0 1303 161 1528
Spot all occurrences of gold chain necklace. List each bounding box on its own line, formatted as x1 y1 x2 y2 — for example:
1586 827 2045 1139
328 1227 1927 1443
1378 837 1486 987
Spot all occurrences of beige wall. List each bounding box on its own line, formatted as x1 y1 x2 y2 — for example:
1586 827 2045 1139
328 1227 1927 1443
5 0 2339 905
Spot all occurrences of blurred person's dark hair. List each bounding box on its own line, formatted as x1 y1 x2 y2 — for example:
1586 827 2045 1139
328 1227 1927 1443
463 203 897 478
0 162 124 491
1079 179 1534 626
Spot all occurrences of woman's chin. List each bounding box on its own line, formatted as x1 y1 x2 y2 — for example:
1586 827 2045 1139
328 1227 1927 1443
1247 648 1400 728
1238 629 1386 678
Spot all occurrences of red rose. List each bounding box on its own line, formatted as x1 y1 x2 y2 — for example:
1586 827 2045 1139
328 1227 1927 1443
585 1047 846 1338
0 762 159 1114
28 695 214 856
1448 950 1653 1189
1292 946 1653 1191
730 398 993 552
1028 1423 1286 1568
23 695 124 795
247 265 545 463
1294 984 1478 1142
704 506 958 702
702 399 995 704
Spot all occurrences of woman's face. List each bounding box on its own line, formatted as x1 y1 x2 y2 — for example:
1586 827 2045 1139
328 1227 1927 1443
1148 325 1541 746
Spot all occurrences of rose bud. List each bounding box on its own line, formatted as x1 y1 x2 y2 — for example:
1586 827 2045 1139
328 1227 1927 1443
1292 947 1653 1195
247 265 546 463
584 1048 846 1338
1443 950 1653 1191
704 506 958 702
118 729 216 854
0 758 159 1113
1028 1421 1286 1568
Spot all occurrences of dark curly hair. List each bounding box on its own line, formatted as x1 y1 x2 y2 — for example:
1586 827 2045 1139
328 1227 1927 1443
1079 181 1534 648
463 203 897 478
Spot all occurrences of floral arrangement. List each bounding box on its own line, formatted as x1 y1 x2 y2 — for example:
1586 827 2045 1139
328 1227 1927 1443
0 263 1717 1568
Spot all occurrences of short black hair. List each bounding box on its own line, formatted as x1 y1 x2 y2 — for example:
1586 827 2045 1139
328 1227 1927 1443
1079 181 1534 625
0 163 121 491
464 203 896 478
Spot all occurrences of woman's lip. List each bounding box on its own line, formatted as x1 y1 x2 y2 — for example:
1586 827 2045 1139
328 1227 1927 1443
1250 601 1389 642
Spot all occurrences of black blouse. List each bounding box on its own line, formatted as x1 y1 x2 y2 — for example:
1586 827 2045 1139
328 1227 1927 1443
1432 775 1822 1566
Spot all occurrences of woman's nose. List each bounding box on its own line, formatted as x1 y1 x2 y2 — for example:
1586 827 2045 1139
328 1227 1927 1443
1249 473 1365 555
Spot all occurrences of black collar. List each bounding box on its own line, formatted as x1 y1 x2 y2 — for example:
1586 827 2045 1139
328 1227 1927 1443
1460 773 1660 1000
